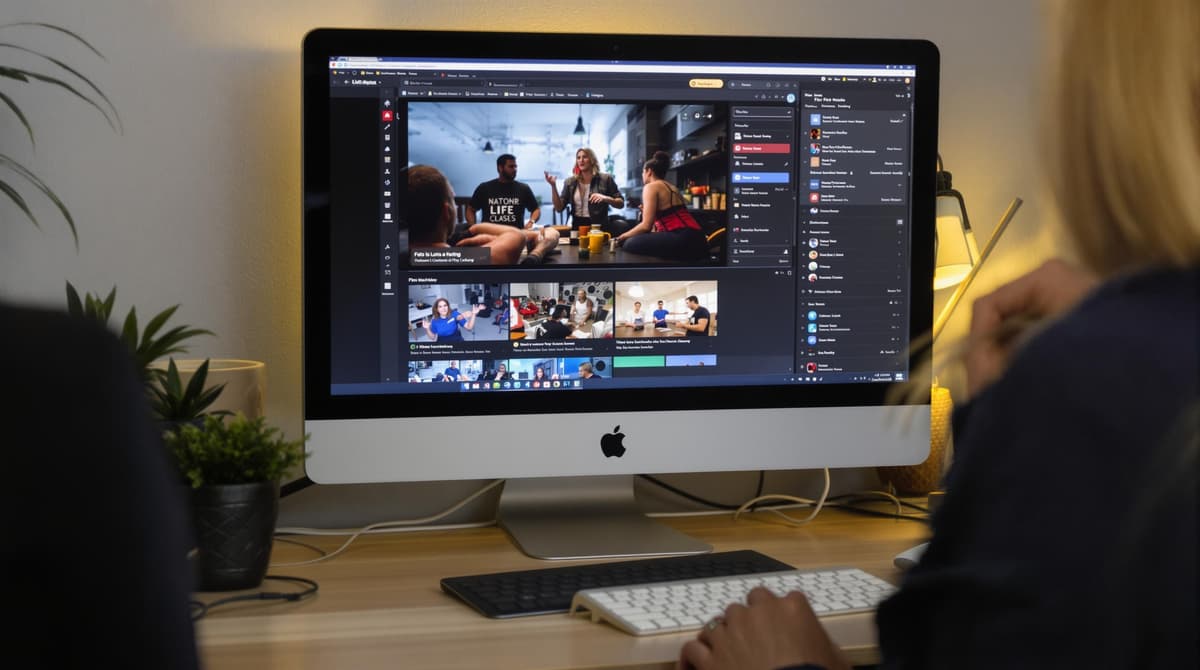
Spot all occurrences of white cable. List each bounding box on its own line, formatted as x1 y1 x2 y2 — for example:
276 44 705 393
732 468 831 527
270 479 505 567
277 521 496 536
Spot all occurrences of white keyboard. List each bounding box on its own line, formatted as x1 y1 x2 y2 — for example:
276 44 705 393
568 567 895 636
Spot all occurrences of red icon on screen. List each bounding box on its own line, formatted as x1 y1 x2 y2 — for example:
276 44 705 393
381 110 394 122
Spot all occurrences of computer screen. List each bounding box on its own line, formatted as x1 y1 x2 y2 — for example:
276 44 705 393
302 29 937 559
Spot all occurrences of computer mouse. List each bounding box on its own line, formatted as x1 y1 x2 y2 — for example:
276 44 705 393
893 541 929 570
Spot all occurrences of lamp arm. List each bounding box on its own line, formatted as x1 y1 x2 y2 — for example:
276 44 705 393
932 197 1024 343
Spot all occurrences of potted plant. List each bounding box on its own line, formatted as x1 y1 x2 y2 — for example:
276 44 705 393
63 282 232 421
165 414 309 591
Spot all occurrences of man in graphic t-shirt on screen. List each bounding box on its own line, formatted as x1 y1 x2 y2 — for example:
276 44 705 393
467 153 559 264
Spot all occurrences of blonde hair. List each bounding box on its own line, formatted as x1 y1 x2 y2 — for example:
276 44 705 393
1046 0 1200 274
575 147 601 177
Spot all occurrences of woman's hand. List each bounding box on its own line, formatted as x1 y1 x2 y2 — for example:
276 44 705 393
544 171 557 187
472 304 484 315
589 192 612 204
966 258 1099 396
678 587 850 670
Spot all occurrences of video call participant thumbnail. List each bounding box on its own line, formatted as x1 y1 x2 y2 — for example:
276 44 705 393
408 164 525 265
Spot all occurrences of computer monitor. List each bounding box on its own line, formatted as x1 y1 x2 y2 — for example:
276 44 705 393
302 29 937 559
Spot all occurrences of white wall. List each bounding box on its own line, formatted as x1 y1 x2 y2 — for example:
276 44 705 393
1 0 1052 523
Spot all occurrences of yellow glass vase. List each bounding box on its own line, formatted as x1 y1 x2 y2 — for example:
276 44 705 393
877 383 953 495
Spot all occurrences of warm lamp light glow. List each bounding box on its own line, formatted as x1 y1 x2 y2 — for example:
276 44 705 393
934 196 977 290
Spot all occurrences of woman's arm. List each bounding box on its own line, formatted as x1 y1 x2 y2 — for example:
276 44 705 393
421 318 436 341
462 303 484 331
616 183 657 242
546 173 566 212
588 176 624 207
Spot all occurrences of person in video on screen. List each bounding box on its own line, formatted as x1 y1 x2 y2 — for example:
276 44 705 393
536 304 574 340
676 1 1198 668
420 298 481 343
577 361 601 380
652 299 671 328
623 300 647 329
571 288 594 326
615 151 708 261
675 295 711 336
407 164 525 265
466 153 560 265
545 147 623 230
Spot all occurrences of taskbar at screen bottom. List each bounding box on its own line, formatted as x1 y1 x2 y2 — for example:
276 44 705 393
331 371 906 396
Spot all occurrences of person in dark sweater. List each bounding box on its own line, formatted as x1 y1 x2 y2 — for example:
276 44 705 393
676 0 1198 668
1 304 200 668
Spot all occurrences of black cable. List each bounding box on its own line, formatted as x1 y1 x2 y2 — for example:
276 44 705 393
273 535 329 557
189 575 319 621
638 474 741 510
825 503 930 524
280 476 315 498
750 471 766 512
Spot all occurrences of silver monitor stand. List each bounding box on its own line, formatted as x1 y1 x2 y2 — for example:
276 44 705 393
496 475 712 560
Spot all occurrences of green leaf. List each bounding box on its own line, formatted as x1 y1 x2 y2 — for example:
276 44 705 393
0 89 33 145
120 306 138 352
65 282 82 317
0 65 118 132
0 22 108 59
182 358 211 399
100 286 117 318
0 178 36 227
0 42 122 132
0 153 77 246
165 358 183 397
139 306 179 349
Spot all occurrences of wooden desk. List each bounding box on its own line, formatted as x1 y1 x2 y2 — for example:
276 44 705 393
197 509 928 669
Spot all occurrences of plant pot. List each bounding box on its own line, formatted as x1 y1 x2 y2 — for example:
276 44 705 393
150 358 267 419
190 481 279 591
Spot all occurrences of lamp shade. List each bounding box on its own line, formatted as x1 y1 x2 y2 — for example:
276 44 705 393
934 193 979 290
573 105 586 135
482 140 494 153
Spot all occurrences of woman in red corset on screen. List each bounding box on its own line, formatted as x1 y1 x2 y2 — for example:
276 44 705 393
616 151 708 262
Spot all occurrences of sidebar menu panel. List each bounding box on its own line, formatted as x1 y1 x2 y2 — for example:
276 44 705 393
799 82 913 380
727 106 796 269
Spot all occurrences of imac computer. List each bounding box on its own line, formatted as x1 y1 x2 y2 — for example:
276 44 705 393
302 29 938 560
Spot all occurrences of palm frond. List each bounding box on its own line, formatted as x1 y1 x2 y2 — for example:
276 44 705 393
0 22 107 59
0 65 118 132
0 152 77 246
0 89 33 145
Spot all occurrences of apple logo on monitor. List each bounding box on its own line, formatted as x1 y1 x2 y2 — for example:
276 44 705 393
601 425 626 458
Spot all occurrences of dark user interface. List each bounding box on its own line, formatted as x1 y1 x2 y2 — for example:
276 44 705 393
324 59 916 395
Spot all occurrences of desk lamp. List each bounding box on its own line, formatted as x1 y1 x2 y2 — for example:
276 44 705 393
879 158 1023 496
